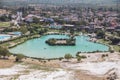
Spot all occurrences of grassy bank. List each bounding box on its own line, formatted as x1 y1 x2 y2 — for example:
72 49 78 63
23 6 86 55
0 22 10 27
98 39 120 52
0 34 40 48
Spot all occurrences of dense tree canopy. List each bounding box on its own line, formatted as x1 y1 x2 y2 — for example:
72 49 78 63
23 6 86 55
96 30 105 39
0 15 12 22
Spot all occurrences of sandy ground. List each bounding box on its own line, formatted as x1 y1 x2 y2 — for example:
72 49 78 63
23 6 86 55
22 58 61 68
0 60 14 68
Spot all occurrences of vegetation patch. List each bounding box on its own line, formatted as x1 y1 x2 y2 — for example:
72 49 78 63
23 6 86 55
28 64 57 71
45 38 76 46
98 39 120 52
0 22 10 27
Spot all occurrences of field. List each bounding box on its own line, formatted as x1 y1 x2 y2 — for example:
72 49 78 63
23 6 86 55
0 22 10 27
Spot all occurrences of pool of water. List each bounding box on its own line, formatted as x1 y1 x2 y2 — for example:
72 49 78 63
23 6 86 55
0 35 11 41
9 35 109 58
11 32 22 36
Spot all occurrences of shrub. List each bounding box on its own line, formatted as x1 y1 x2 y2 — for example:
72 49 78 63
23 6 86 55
59 57 63 61
77 56 81 62
102 54 106 58
81 55 87 59
110 50 114 53
64 53 72 61
76 52 80 57
0 46 11 58
76 53 86 62
15 54 25 62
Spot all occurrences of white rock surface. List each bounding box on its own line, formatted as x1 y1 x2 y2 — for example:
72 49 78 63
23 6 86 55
0 64 75 80
0 64 27 76
18 70 74 80
63 61 120 77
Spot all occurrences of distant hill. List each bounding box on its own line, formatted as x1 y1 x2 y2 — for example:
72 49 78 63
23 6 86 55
0 0 119 7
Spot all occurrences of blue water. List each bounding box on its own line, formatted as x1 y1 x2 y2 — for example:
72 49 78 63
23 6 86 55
9 35 109 58
12 32 22 35
0 35 11 41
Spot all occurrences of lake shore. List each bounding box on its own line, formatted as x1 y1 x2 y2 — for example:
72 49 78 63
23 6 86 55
9 34 109 58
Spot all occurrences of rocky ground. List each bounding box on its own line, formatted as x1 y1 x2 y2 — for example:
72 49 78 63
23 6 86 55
0 52 120 80
0 63 75 80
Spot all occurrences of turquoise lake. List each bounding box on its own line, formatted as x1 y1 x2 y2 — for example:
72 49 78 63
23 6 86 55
9 35 109 58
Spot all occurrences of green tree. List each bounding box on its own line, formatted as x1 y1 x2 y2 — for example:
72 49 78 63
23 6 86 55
64 53 72 61
76 53 81 62
76 53 86 62
19 26 28 34
69 29 75 39
0 15 7 21
0 47 11 59
79 20 87 25
76 52 80 57
46 38 56 45
33 17 40 23
59 57 63 61
81 30 86 34
77 56 81 62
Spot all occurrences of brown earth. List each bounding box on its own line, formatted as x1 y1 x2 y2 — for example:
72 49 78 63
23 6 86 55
0 59 14 68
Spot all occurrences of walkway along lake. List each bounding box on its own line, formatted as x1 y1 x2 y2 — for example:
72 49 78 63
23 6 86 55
9 35 109 58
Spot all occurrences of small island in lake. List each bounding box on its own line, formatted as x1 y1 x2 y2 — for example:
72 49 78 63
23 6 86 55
45 38 76 46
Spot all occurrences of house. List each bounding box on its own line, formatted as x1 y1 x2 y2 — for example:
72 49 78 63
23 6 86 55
115 26 120 32
106 27 115 32
62 24 75 30
94 26 104 30
80 26 90 32
89 22 96 31
49 23 62 29
44 18 54 23
24 14 41 23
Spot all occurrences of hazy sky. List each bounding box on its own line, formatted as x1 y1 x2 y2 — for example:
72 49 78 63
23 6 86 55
0 0 119 5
